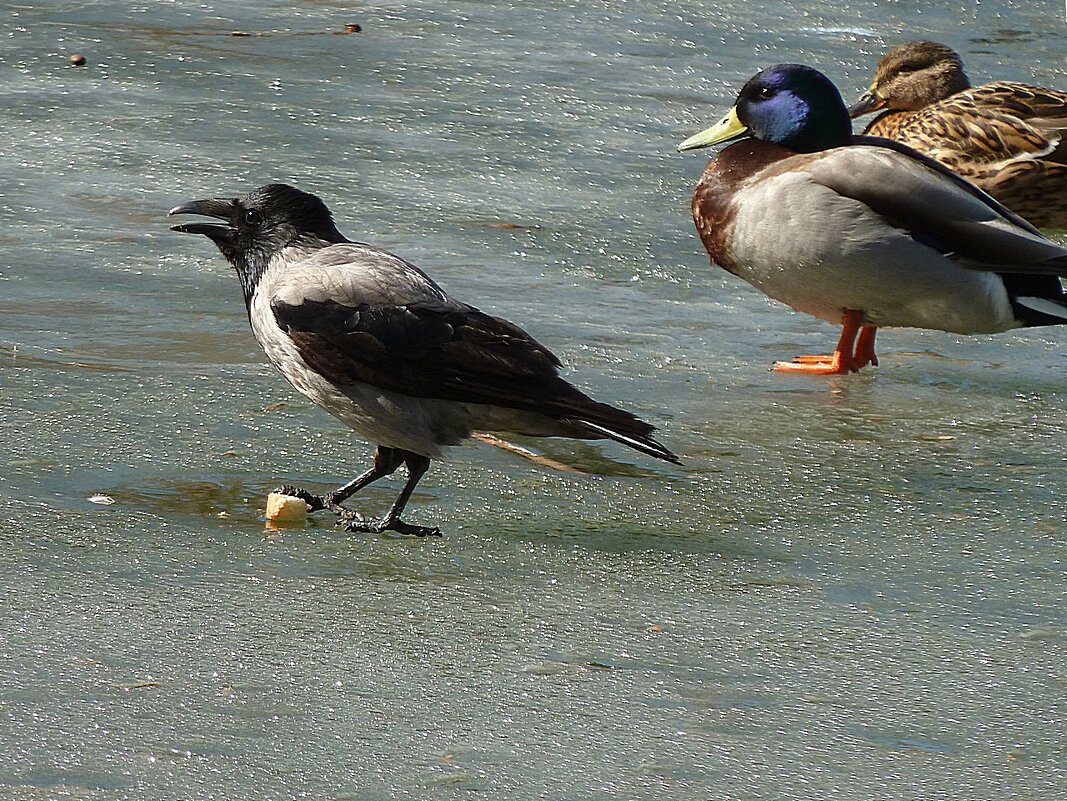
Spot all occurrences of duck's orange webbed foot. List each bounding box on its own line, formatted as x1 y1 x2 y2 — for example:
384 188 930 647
772 312 878 375
773 353 856 374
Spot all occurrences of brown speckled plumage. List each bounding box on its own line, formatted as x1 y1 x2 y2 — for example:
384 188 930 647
851 40 1067 229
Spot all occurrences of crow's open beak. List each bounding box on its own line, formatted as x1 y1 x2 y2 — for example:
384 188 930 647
168 197 238 239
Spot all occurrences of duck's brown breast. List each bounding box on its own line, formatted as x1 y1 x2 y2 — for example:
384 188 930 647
691 140 796 275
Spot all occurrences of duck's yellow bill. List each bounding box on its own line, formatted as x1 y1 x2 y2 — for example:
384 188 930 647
677 106 748 152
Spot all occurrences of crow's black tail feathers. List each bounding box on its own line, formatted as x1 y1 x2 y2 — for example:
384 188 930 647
575 418 680 464
562 394 680 464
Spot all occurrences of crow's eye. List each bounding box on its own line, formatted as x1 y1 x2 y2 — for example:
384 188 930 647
244 209 261 225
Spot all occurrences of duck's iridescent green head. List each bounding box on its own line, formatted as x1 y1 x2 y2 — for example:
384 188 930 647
679 64 854 154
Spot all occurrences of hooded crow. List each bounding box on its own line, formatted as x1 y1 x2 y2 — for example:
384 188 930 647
169 183 678 536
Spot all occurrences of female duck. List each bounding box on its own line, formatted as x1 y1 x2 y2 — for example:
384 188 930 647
679 64 1067 375
849 40 1067 229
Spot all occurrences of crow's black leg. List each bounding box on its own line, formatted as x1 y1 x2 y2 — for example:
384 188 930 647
338 451 440 537
274 446 405 513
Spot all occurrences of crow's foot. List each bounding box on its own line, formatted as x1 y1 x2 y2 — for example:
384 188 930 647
337 508 441 537
272 485 345 514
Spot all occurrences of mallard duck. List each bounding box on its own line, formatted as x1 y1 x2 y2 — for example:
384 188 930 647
678 63 1067 375
849 40 1067 229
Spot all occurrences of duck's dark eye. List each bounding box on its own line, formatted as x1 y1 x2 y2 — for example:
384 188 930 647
757 86 776 99
244 209 261 225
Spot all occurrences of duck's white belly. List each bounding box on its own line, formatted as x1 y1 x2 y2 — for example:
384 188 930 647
727 174 1020 334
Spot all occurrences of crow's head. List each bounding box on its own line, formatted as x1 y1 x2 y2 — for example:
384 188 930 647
169 183 345 267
